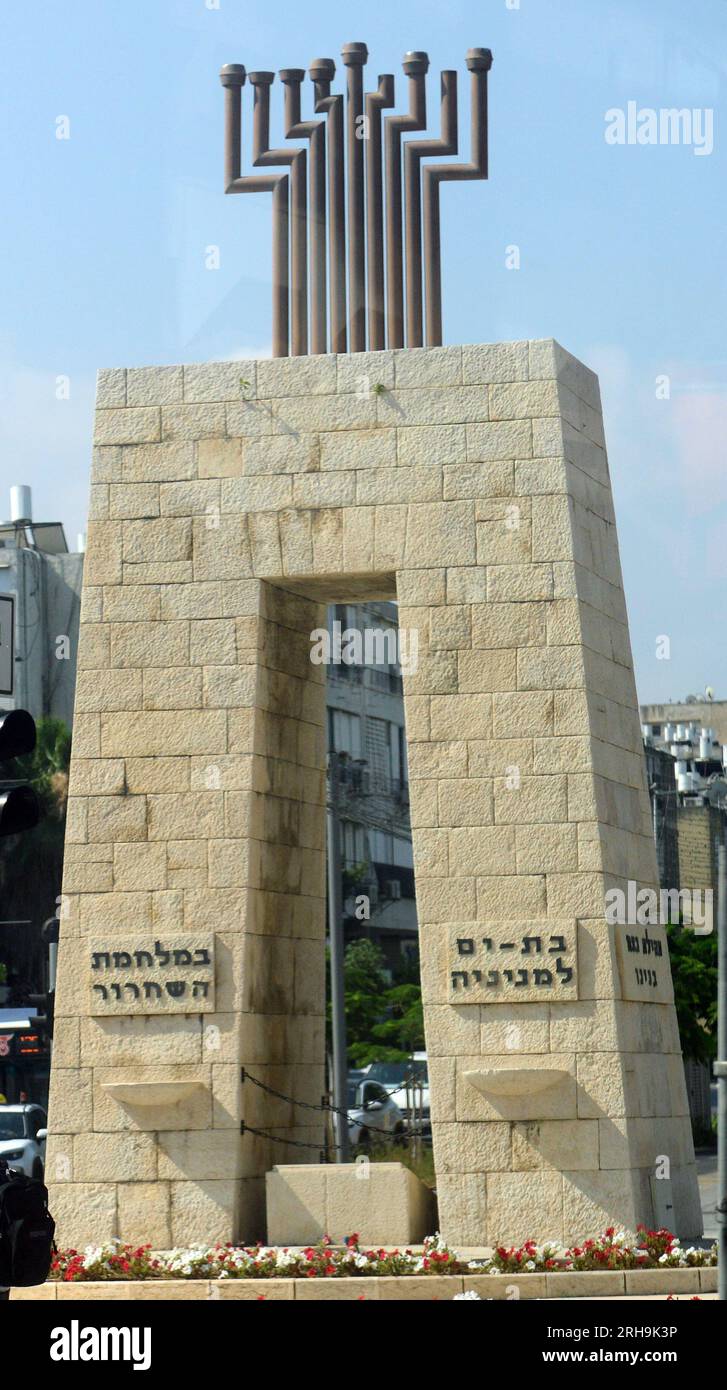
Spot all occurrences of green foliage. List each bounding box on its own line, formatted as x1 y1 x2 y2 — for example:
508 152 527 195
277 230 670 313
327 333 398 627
11 716 71 820
366 983 423 1057
0 718 71 990
666 922 718 1064
341 861 368 898
365 1141 436 1188
332 938 424 1068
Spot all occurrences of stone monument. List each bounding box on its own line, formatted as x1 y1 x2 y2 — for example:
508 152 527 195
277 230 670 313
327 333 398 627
46 44 702 1249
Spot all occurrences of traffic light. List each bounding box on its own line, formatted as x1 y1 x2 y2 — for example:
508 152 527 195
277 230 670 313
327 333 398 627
28 990 55 1043
0 709 40 837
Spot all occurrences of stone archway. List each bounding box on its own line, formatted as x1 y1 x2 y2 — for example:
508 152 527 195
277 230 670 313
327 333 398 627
47 340 702 1248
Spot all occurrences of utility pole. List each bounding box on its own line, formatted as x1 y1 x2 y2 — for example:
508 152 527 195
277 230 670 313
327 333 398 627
717 841 727 1300
327 751 350 1163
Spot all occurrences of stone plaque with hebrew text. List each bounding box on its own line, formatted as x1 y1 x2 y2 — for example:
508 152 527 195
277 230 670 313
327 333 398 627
447 921 578 1004
615 923 673 1004
88 935 215 1015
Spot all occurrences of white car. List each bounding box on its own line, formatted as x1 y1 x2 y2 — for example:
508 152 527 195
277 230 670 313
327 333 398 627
365 1054 431 1136
0 1104 47 1179
347 1078 403 1149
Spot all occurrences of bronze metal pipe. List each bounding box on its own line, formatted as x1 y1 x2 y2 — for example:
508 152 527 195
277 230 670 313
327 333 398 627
342 43 368 353
284 66 329 356
403 69 457 349
220 64 246 189
422 48 492 346
220 64 290 359
384 52 428 349
279 69 312 357
365 74 395 352
250 71 308 357
311 61 346 353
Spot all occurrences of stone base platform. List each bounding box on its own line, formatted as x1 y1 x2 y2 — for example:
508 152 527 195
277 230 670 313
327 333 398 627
12 1267 716 1300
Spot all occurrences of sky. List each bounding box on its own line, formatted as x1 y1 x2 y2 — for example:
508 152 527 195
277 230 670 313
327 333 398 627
0 0 725 704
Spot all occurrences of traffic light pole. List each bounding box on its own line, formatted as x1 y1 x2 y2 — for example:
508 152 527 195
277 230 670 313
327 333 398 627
327 751 350 1163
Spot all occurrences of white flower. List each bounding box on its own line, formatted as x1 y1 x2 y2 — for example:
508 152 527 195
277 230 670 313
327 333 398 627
525 1260 536 1271
658 1253 669 1264
453 1290 482 1300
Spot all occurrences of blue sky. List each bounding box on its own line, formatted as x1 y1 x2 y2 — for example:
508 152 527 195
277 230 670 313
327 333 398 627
0 0 725 703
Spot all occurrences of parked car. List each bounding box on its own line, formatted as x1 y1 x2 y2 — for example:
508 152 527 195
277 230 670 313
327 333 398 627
365 1054 431 1136
0 1104 47 1178
347 1078 403 1149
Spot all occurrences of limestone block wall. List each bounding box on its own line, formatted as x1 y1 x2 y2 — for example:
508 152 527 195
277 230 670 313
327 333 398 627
47 340 700 1248
678 801 722 895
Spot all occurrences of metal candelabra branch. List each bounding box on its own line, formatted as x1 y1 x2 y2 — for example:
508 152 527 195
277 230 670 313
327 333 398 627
220 43 492 358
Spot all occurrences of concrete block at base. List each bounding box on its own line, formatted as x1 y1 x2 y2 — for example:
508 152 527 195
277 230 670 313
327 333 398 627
265 1163 435 1246
295 1278 380 1301
375 1276 464 1300
623 1268 701 1296
265 1165 327 1245
215 1280 295 1300
544 1271 625 1298
55 1281 210 1301
463 1274 547 1299
10 1284 58 1300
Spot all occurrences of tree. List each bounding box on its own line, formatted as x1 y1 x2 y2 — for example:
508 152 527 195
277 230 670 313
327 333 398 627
666 923 718 1065
334 938 425 1068
0 717 71 997
13 716 71 820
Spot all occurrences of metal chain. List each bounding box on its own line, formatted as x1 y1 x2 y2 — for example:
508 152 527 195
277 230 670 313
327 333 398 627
240 1067 409 1144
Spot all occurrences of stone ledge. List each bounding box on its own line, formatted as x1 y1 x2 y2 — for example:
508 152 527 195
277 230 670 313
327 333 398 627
11 1267 711 1301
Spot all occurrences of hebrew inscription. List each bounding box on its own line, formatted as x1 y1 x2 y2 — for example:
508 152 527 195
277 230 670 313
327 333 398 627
614 922 672 1004
447 921 578 1004
88 935 215 1015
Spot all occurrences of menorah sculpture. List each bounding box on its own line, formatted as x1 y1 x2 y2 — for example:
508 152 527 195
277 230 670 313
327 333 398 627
220 43 492 357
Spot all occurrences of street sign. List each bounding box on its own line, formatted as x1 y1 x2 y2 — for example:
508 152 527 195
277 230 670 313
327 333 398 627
0 594 14 696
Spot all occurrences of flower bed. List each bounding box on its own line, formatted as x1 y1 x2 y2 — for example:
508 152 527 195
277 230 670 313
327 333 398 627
50 1227 716 1283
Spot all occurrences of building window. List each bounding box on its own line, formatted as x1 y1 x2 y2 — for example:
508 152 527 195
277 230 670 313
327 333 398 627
330 709 362 757
341 820 366 865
